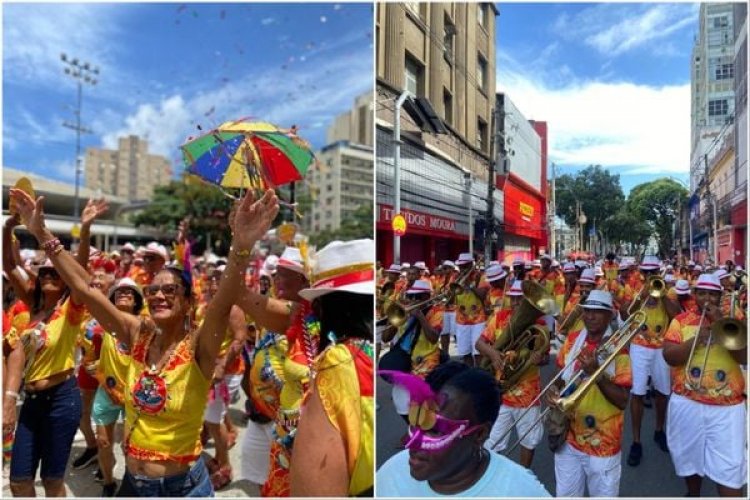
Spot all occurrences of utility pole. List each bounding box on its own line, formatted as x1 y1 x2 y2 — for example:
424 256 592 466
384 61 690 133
61 53 99 223
466 172 473 256
550 162 556 258
485 99 500 263
392 91 410 265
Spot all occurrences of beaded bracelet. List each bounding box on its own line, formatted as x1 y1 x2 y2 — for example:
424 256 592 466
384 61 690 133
42 237 62 255
232 246 252 259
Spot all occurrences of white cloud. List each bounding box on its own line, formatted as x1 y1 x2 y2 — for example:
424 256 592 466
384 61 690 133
497 51 691 176
552 3 699 57
2 3 123 89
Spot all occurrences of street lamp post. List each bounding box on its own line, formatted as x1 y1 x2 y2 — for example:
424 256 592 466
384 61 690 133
61 53 98 223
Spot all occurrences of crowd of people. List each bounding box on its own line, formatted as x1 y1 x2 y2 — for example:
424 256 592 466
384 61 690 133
2 189 374 497
376 252 747 497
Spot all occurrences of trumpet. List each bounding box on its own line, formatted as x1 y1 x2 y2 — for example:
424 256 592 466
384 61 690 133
495 310 648 453
684 294 747 391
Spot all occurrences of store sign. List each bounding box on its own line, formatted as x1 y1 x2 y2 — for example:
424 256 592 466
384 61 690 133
380 206 458 234
392 214 407 236
519 201 534 219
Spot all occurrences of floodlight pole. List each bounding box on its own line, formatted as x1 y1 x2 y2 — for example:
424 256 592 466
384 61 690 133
393 91 410 265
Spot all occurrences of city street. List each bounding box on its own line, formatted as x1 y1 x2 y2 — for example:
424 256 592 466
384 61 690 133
376 342 747 497
2 399 257 497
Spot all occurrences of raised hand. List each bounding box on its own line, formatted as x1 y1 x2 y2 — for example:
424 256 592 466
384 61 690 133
232 189 279 252
81 198 110 227
9 189 46 238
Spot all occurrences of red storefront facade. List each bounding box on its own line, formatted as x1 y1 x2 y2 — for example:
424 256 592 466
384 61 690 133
496 173 547 264
717 197 747 265
377 204 468 270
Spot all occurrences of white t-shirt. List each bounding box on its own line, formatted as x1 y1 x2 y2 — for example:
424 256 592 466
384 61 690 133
377 449 551 497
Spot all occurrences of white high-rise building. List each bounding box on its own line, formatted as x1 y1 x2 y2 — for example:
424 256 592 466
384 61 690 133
690 3 737 191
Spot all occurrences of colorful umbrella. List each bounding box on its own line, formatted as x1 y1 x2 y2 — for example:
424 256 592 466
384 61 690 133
180 120 316 190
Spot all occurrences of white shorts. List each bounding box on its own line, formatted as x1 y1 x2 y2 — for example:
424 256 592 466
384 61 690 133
630 344 671 396
455 322 486 356
667 393 747 489
441 311 456 336
240 419 274 484
554 443 621 497
485 404 543 452
203 374 243 424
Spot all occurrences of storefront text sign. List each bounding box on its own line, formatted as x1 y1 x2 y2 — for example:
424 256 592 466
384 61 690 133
380 206 458 234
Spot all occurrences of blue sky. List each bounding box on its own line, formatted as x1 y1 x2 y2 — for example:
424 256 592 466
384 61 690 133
495 2 699 194
2 2 373 184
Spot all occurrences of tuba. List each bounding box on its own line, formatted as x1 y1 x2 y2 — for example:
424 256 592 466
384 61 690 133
480 281 558 390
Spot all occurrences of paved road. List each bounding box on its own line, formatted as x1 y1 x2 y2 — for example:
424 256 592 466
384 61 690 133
376 341 747 497
2 400 259 497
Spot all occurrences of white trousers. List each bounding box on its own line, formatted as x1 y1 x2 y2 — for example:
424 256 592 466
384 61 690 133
629 344 671 396
667 393 747 489
485 404 543 452
441 311 456 336
455 322 486 356
554 443 621 497
240 419 275 484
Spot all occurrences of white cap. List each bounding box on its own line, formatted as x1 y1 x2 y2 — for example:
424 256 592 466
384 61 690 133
456 253 473 265
109 277 143 300
401 262 411 269
264 254 279 274
512 257 524 267
414 261 427 270
540 254 552 262
581 290 614 311
276 246 305 275
619 262 630 271
640 255 660 271
693 265 703 272
563 262 576 273
532 259 541 267
687 260 696 266
675 280 691 295
579 268 596 284
694 273 722 292
664 273 676 283
506 280 524 296
405 279 432 295
594 267 604 277
442 260 455 268
485 263 507 283
121 243 136 252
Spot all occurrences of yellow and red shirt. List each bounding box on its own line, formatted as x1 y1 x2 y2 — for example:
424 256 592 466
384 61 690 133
557 330 632 457
97 331 131 406
23 298 86 383
312 338 374 496
7 299 30 333
631 300 670 349
455 289 487 325
397 308 443 379
664 311 745 406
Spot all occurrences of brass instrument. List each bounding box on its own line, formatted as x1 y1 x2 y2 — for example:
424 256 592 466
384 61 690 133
384 291 452 328
626 276 666 316
557 304 582 337
480 280 557 390
450 263 481 295
729 270 747 292
496 310 648 453
684 294 747 391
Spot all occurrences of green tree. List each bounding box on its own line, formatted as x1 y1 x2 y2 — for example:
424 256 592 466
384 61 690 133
601 208 651 256
555 165 625 250
626 178 688 258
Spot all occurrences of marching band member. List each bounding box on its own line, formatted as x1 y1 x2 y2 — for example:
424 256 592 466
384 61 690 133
662 273 747 497
622 256 674 467
537 255 566 313
714 269 745 320
602 253 619 285
549 290 632 497
439 260 458 358
558 269 597 338
477 280 548 468
483 263 509 314
453 253 486 367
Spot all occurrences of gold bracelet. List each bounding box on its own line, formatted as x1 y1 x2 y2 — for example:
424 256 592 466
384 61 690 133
232 247 252 259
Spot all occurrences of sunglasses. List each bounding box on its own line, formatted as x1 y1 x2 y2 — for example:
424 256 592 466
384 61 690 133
143 255 161 262
38 269 61 280
404 401 483 452
114 288 136 297
143 283 183 298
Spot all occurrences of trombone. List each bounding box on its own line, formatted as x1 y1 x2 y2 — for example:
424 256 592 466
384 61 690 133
493 310 648 453
626 276 666 316
384 290 453 328
684 293 747 391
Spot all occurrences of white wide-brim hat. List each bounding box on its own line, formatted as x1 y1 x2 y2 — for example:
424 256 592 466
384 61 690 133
144 242 168 261
406 279 432 295
581 290 614 311
276 246 305 275
563 263 576 273
506 279 524 296
675 280 691 295
414 261 427 271
108 277 143 300
640 255 660 271
456 252 473 265
485 263 507 283
385 264 401 274
694 273 722 292
298 239 374 301
579 268 596 284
